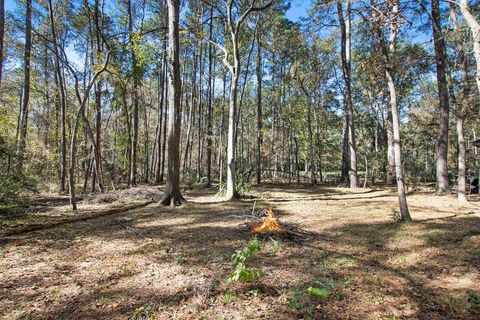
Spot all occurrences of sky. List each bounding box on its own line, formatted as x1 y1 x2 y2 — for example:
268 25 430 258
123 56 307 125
286 0 311 22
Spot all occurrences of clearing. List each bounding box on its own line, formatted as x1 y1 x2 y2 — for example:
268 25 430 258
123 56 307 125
1 184 479 319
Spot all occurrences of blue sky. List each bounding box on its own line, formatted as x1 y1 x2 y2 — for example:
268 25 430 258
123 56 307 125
286 0 311 22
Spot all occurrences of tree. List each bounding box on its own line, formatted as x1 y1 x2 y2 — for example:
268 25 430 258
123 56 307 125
450 3 470 202
459 0 480 95
160 0 185 206
204 0 272 201
337 0 357 189
47 0 68 193
372 0 411 221
16 0 32 173
431 0 450 195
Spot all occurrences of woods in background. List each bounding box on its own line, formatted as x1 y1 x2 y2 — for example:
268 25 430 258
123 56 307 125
1 0 480 217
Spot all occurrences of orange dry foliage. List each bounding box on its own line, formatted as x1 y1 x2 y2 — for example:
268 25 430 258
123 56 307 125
250 207 285 234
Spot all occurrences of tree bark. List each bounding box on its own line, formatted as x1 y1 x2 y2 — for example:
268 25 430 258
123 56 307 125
337 0 357 189
459 0 480 95
432 0 450 195
255 22 263 185
160 0 185 206
17 0 32 173
128 0 139 187
372 0 411 221
451 4 469 203
206 6 214 187
47 0 68 193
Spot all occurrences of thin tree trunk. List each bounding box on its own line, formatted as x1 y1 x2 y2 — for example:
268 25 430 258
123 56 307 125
432 0 450 195
206 6 214 187
255 23 263 185
48 0 68 192
459 0 480 95
337 0 357 188
451 3 469 202
128 0 139 187
16 0 32 173
160 0 185 206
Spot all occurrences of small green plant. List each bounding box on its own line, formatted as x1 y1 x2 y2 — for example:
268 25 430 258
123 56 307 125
390 209 402 222
287 290 315 315
120 263 133 276
246 289 260 298
467 292 480 310
221 291 235 304
130 300 157 320
226 238 263 284
269 237 284 253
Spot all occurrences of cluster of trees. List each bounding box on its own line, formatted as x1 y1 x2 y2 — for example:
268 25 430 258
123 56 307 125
1 0 479 217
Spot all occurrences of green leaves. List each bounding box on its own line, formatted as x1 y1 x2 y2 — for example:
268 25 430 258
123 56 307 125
226 238 263 285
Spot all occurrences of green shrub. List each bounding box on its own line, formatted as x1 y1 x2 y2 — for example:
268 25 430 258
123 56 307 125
0 171 37 205
216 180 252 197
227 237 263 284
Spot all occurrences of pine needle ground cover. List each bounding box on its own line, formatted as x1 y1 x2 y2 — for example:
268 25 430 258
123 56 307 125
1 184 479 319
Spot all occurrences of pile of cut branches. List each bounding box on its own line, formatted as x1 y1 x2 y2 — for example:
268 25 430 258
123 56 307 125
238 205 312 242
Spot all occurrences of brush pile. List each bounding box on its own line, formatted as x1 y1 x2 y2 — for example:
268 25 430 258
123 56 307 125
240 206 312 242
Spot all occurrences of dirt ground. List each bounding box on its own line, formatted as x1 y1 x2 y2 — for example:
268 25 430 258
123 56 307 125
1 184 479 320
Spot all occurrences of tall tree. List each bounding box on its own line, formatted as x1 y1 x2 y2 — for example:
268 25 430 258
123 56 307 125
255 17 263 185
160 0 185 206
47 0 68 193
450 4 470 202
337 0 357 189
16 0 32 173
459 0 480 95
372 0 411 221
205 0 272 200
128 0 140 187
431 0 450 195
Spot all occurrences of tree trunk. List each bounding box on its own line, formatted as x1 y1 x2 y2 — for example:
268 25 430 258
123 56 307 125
432 0 450 195
386 104 395 184
47 0 67 192
160 0 185 206
451 3 469 203
255 24 263 185
206 6 214 187
460 0 480 95
337 0 357 188
372 0 411 221
128 0 139 187
16 0 32 173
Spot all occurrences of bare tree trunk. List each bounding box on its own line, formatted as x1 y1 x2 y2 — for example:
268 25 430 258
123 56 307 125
460 0 480 95
160 0 185 206
48 0 68 192
337 0 357 188
451 4 469 203
128 0 139 187
206 6 214 187
372 0 411 221
16 0 32 173
432 0 450 195
255 23 263 185
386 104 395 184
155 47 166 184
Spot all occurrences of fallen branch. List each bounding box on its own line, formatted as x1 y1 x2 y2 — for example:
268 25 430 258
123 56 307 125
0 200 155 237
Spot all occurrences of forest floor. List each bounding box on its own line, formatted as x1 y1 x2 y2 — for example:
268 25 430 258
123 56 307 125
1 184 479 320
